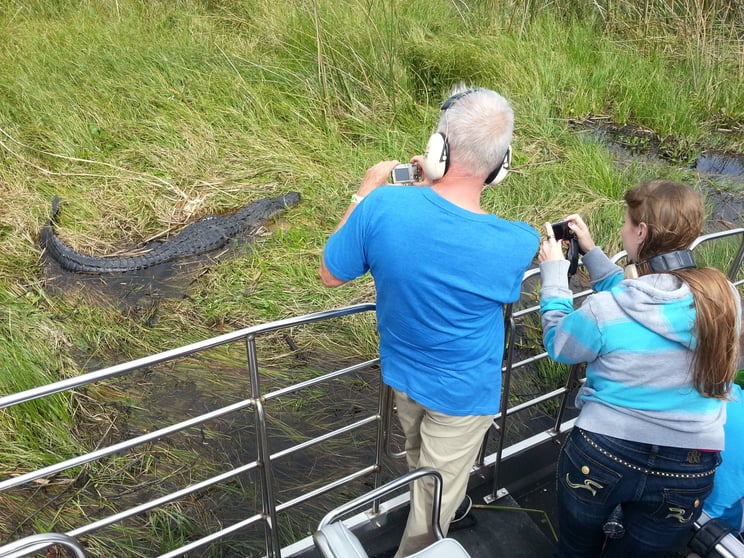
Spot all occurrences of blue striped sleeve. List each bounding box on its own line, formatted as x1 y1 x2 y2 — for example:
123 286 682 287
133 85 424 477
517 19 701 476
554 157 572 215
542 306 603 364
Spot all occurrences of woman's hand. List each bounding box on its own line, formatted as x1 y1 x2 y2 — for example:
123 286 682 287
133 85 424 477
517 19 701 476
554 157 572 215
539 223 566 262
564 213 596 254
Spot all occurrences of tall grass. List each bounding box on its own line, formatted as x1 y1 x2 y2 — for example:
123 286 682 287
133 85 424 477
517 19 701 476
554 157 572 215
0 0 742 551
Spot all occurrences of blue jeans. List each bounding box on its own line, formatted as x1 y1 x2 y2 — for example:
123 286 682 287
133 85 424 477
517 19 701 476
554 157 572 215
555 427 720 558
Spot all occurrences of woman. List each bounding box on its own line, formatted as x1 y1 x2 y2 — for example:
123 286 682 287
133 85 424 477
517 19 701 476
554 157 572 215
539 179 741 557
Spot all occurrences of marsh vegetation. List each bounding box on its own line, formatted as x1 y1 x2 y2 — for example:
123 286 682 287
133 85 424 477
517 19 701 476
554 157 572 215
1 0 743 555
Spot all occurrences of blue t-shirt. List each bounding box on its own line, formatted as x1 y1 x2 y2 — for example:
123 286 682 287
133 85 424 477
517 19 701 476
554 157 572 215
704 384 744 532
323 186 539 415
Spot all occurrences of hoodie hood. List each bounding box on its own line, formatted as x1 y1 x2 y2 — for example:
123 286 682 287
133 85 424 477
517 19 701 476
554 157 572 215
612 273 695 348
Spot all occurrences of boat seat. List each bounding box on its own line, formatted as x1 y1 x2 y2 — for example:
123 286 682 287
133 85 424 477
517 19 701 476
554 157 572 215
313 468 472 558
409 538 471 558
312 521 369 558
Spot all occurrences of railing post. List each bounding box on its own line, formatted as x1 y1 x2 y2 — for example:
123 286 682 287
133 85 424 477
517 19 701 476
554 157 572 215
245 334 282 558
552 363 582 434
382 384 406 462
370 382 391 515
489 303 515 497
726 235 744 282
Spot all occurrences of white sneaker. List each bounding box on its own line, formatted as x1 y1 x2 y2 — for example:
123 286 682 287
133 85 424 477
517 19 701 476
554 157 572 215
451 495 472 524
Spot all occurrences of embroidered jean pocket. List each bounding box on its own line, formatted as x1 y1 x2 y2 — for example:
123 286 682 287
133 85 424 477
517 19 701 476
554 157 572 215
558 433 622 505
651 483 714 525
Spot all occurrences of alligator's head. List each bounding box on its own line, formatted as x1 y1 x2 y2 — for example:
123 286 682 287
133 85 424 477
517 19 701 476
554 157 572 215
282 191 301 207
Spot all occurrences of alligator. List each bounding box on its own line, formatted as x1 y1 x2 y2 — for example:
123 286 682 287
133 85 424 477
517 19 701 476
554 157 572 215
40 192 301 273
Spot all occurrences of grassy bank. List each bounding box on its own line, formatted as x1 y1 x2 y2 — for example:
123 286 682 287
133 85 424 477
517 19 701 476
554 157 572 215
0 0 742 552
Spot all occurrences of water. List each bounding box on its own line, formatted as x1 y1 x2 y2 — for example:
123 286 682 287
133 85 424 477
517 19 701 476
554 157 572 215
570 116 744 230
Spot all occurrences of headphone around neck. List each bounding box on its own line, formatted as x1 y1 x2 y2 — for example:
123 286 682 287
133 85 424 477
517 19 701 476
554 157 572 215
421 89 512 186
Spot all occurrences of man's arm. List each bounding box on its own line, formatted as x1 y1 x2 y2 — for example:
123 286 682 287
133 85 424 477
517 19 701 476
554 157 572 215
318 160 400 288
318 258 346 287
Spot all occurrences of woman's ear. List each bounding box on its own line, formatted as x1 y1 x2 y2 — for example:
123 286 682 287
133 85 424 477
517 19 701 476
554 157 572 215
629 221 647 263
637 222 648 243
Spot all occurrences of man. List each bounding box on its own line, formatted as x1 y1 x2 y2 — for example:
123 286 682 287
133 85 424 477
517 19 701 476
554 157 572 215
318 85 539 557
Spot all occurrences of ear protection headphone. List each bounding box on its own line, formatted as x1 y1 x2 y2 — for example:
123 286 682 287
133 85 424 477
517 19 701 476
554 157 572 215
421 131 450 182
484 145 511 186
421 89 512 185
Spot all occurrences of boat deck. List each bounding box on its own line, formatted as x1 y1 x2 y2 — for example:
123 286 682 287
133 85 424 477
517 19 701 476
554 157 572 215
441 484 557 558
364 492 557 558
300 471 706 558
296 480 558 558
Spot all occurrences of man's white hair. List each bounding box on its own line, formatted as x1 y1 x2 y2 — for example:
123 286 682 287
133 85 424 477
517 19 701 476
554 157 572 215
436 84 514 178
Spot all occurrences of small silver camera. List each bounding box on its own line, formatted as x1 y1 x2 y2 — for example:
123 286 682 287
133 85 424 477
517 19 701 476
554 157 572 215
391 163 420 185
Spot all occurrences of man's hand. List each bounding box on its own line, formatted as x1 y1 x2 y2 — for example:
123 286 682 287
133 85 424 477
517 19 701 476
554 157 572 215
408 155 429 186
357 160 401 197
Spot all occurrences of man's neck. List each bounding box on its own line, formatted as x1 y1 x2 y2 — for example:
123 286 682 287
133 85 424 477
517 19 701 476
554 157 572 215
432 170 486 214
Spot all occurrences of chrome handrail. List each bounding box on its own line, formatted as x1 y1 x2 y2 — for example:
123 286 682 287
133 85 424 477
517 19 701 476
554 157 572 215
0 303 380 558
0 533 87 558
316 467 445 539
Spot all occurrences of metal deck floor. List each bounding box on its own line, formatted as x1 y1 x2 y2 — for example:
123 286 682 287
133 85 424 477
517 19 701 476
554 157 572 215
445 489 557 558
358 487 557 558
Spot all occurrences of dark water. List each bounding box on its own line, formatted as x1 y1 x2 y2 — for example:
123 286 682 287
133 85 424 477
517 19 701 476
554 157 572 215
694 151 744 228
696 150 744 178
570 117 744 229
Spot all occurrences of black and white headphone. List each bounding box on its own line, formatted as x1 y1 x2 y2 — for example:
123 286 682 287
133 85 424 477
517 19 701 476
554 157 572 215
421 90 512 186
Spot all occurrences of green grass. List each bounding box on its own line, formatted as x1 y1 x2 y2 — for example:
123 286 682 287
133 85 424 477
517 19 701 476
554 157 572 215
0 0 742 552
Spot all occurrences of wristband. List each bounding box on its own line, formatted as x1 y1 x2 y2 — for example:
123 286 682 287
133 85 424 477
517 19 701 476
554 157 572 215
351 193 365 204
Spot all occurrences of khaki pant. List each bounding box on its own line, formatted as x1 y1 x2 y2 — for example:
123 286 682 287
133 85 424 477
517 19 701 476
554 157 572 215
392 389 494 558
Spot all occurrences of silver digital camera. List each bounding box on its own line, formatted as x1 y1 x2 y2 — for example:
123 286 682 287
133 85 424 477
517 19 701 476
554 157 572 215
391 163 420 185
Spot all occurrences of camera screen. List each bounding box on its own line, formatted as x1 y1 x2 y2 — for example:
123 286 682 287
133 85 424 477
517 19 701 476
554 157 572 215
392 166 413 183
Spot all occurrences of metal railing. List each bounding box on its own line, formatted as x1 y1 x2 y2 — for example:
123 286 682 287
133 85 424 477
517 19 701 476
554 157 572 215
0 303 384 558
1 228 742 558
0 534 87 558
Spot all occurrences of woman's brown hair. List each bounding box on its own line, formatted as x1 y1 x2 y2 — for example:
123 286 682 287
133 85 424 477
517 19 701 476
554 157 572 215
624 179 740 399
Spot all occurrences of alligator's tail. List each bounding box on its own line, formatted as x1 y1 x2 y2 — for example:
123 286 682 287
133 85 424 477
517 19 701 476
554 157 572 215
39 196 63 262
40 197 154 273
41 192 303 273
50 195 61 221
